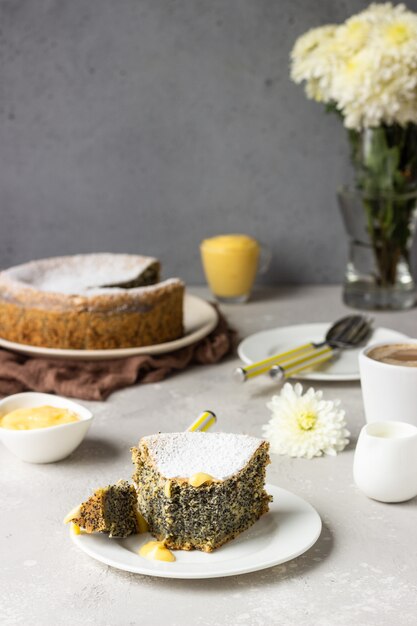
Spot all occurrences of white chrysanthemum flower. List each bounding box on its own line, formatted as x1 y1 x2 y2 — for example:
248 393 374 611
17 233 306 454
290 2 417 129
290 25 340 103
351 2 409 25
262 383 350 460
335 18 372 55
290 24 338 64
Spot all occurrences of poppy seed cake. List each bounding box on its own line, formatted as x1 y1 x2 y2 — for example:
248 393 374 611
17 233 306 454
131 432 272 552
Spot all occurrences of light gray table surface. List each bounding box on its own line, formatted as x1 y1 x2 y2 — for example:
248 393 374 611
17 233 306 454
1 286 417 626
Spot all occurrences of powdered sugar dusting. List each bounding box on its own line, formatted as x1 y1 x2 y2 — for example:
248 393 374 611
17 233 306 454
5 253 162 296
142 432 264 480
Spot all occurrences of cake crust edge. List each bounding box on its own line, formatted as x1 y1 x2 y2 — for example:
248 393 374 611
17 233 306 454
0 254 185 349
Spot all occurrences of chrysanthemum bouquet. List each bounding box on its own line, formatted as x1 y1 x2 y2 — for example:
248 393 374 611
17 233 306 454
290 3 417 305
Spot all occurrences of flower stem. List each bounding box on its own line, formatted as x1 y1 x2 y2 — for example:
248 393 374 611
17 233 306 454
347 124 417 286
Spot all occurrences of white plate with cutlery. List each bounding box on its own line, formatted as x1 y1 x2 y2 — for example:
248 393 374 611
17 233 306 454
237 323 409 381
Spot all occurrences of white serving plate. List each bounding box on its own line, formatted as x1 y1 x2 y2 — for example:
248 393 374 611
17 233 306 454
0 294 218 361
70 484 321 579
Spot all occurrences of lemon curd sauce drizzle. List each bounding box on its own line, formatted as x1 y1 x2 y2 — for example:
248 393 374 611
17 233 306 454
188 473 214 487
139 541 176 562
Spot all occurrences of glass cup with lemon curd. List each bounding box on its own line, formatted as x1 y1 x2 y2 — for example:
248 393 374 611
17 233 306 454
200 234 270 304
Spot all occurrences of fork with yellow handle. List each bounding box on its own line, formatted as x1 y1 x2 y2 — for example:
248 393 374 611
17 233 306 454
234 314 373 382
234 344 336 383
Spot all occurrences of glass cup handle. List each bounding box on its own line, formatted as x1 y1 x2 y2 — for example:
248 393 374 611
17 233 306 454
258 242 272 275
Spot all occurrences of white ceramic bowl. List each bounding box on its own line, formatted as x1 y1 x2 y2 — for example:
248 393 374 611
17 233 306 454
0 392 93 463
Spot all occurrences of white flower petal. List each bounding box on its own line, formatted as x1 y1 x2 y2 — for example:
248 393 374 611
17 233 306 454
262 382 349 459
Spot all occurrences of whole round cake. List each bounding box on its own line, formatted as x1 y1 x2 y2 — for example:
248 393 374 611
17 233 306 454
0 253 184 349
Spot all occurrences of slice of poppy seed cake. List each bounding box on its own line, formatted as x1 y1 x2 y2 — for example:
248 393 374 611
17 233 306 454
131 432 272 552
68 480 143 538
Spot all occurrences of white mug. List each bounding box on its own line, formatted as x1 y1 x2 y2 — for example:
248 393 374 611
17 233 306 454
359 340 417 426
353 421 417 502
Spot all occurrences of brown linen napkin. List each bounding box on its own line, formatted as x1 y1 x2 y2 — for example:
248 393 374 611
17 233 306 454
0 307 236 401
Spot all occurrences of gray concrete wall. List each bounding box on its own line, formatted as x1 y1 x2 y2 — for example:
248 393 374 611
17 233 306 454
1 0 416 284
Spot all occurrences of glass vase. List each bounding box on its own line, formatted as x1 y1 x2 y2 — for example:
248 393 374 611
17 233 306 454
338 187 417 310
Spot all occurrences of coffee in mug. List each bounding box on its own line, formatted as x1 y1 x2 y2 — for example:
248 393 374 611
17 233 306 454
367 343 417 367
359 341 417 426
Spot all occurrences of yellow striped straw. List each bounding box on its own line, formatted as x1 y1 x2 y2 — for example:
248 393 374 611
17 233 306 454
186 410 217 433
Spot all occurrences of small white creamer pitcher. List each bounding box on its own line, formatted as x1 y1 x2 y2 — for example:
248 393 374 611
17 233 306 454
353 421 417 503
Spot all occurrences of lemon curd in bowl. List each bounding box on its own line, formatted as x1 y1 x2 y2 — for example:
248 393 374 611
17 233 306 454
0 405 81 430
0 392 93 463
